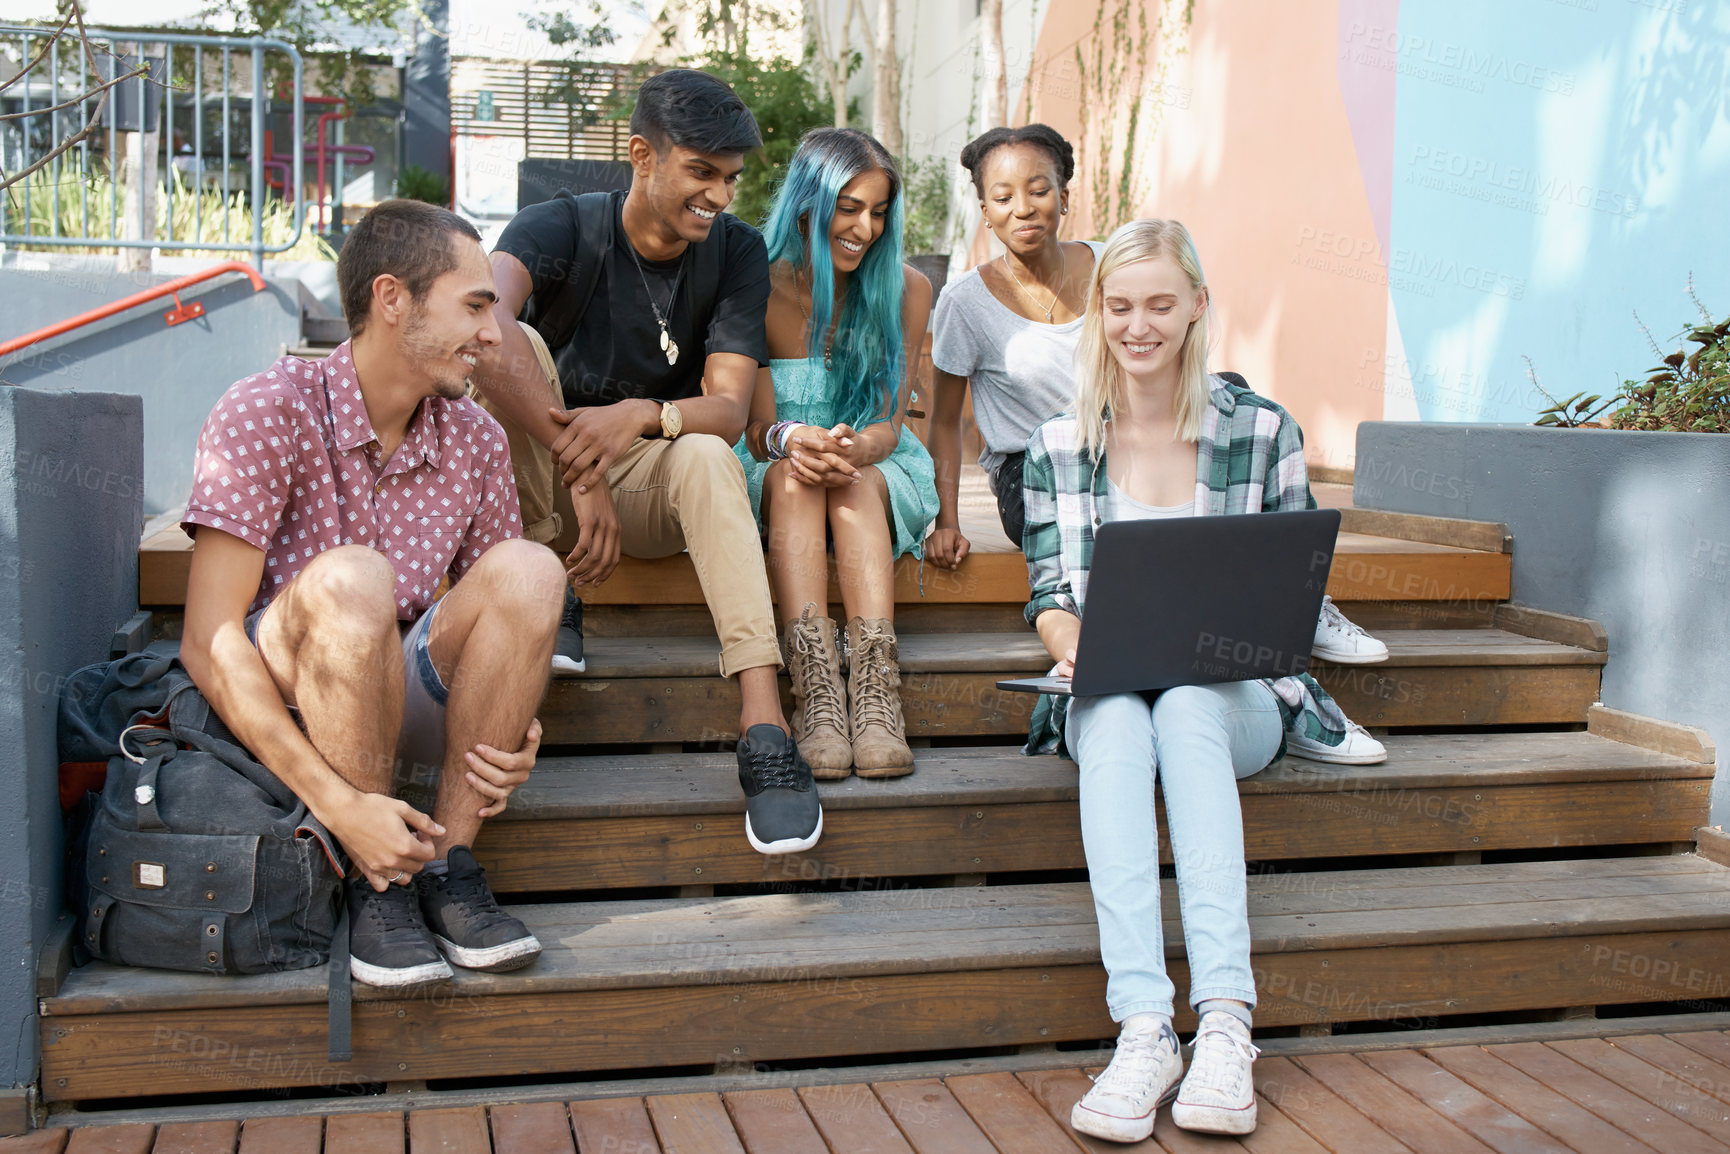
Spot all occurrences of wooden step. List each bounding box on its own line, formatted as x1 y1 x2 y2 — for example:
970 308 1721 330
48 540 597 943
137 525 1512 607
540 628 1605 743
471 731 1711 894
41 855 1730 1101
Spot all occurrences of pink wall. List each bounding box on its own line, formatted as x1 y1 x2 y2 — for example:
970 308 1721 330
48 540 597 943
1004 0 1387 470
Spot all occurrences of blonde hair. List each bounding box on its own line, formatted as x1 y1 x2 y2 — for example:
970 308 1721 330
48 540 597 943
1073 218 1212 458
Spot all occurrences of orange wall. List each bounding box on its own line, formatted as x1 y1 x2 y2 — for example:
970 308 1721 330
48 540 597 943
1010 0 1386 469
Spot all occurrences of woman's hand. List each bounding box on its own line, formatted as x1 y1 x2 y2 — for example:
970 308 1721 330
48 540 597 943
1052 648 1076 679
926 526 971 569
786 424 862 487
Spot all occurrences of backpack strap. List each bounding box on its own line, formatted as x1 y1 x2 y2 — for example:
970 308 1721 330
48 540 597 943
682 217 728 346
530 190 614 353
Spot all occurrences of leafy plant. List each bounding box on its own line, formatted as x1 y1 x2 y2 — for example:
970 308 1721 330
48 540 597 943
1610 284 1730 433
900 156 952 256
6 167 334 261
394 164 449 207
1527 356 1617 427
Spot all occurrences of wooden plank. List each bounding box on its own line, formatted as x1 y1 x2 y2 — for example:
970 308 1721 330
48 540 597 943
1013 1069 1169 1153
568 1099 660 1154
1235 1096 1335 1154
147 1122 238 1154
1324 546 1509 603
645 1092 748 1154
61 1128 155 1154
867 1080 997 1154
405 1107 489 1154
0 1132 69 1154
795 1083 914 1154
486 1103 574 1154
1355 1049 1575 1154
721 1088 830 1154
1492 604 1609 652
1486 1041 1727 1153
1291 1053 1495 1153
236 1117 322 1154
1427 1045 1659 1154
1338 507 1511 553
1591 705 1717 764
1614 1034 1730 1105
1253 1057 1415 1151
1673 1034 1730 1072
483 775 1712 893
944 1072 1083 1154
1699 829 1730 868
1546 1038 1730 1139
323 1112 405 1154
1315 663 1600 728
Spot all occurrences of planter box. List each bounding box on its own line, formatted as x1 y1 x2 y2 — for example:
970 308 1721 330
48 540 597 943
1354 421 1730 822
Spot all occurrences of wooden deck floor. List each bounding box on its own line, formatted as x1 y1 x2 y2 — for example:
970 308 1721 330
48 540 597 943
13 1028 1730 1152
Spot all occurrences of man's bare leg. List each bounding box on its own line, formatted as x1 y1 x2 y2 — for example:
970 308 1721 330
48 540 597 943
422 538 564 853
255 545 410 821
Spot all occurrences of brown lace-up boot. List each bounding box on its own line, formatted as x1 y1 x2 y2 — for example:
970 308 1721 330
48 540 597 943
846 617 915 778
783 604 852 779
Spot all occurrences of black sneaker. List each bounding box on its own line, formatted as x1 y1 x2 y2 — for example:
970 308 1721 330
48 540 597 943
552 585 585 675
736 723 823 854
346 875 452 989
416 847 543 972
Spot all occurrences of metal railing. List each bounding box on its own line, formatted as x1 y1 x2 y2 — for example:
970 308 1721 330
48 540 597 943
0 25 304 268
0 260 265 359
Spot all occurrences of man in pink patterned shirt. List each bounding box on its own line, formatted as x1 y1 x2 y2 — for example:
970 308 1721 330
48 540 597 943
179 200 564 988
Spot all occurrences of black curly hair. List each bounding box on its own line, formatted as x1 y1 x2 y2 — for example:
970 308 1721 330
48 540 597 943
958 124 1075 197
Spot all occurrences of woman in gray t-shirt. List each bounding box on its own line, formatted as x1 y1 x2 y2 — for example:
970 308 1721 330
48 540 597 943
928 125 1097 566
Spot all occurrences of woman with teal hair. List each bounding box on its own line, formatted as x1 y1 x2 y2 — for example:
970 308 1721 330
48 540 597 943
737 127 937 780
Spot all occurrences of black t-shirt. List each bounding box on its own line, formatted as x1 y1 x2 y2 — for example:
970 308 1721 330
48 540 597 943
495 190 771 407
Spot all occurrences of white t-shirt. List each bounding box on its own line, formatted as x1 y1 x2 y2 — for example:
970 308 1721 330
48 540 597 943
1104 477 1194 522
929 242 1105 474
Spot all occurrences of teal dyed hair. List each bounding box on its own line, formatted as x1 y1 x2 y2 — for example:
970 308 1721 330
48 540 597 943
760 127 906 429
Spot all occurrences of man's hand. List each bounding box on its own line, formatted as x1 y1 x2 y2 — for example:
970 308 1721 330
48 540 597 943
566 481 622 586
926 526 972 569
786 424 862 487
552 400 655 494
328 792 443 891
463 718 541 818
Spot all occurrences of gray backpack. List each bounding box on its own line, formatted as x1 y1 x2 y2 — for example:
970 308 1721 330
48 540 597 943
60 653 346 975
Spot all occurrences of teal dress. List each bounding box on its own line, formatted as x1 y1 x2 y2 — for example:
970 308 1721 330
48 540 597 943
734 358 939 560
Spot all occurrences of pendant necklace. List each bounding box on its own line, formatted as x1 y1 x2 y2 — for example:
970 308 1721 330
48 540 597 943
1004 251 1068 324
628 242 687 366
795 268 836 371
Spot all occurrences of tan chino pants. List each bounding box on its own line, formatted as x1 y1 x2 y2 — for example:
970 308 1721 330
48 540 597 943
472 328 782 677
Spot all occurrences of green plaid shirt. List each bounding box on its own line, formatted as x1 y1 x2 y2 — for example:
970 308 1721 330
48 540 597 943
1021 375 1350 755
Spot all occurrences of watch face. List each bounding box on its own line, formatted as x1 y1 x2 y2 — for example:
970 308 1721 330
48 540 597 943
662 403 682 437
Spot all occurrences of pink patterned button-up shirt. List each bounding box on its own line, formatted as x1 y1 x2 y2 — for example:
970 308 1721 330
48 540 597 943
182 341 522 620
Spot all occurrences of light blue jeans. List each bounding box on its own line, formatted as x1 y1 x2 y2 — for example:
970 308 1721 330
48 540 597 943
1065 681 1283 1021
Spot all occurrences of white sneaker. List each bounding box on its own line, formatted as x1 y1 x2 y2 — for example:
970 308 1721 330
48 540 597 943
1286 720 1387 765
1312 596 1389 663
1072 1018 1183 1143
1172 1011 1260 1135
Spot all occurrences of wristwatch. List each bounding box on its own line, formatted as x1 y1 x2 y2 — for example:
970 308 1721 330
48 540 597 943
659 400 683 440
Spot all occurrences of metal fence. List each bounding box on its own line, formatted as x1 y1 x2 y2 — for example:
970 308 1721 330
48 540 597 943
0 24 303 267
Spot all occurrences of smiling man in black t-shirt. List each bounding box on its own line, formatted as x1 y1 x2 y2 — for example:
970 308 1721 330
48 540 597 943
473 70 823 857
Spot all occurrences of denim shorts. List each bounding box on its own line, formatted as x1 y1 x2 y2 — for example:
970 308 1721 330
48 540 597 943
247 598 450 813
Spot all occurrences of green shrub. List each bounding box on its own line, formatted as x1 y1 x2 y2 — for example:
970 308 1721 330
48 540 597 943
1609 285 1730 433
394 165 449 207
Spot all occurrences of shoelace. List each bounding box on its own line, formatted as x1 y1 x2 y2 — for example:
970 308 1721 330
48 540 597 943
359 882 424 933
1319 595 1368 638
743 741 806 790
1091 1026 1177 1098
850 624 901 731
1184 1021 1261 1099
789 608 846 735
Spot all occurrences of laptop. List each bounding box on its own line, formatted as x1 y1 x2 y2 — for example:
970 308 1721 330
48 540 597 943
997 508 1341 697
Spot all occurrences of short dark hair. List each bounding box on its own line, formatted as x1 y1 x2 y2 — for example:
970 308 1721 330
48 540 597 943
338 199 481 336
630 68 762 157
958 124 1076 197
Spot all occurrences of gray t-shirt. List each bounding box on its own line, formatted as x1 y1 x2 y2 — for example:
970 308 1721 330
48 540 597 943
929 242 1104 473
